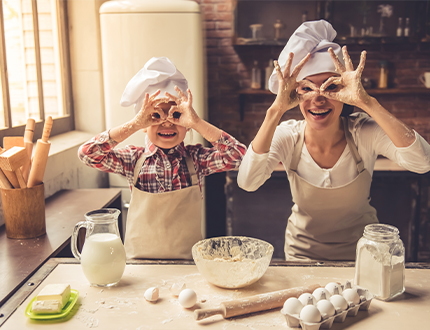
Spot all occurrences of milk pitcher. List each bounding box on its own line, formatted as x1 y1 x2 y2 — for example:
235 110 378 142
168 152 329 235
71 208 126 287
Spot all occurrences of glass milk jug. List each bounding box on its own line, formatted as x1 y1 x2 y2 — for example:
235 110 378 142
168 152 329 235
72 208 126 287
354 224 405 301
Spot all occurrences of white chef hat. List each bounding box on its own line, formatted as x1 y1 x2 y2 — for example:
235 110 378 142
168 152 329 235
120 57 188 113
268 20 344 94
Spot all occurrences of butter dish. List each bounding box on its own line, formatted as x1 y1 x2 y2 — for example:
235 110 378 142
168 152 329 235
25 289 79 320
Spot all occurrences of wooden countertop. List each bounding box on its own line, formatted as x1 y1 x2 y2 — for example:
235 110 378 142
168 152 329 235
0 189 122 307
1 259 429 329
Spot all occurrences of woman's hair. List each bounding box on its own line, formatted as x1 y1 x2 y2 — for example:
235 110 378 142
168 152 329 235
341 104 354 117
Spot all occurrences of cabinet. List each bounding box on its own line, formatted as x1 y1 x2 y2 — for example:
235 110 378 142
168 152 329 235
226 169 430 262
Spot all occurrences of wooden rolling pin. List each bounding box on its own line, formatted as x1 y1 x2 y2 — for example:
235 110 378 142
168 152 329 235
22 118 36 182
0 146 29 188
28 116 53 188
194 284 320 321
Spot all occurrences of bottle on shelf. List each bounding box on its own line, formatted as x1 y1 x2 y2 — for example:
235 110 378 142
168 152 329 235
378 60 388 89
265 60 275 90
396 17 403 37
404 17 410 37
251 61 261 90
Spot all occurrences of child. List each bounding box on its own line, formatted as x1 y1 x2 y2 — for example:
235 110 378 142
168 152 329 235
79 57 246 259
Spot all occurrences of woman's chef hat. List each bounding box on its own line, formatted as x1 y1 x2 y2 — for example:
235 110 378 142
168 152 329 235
268 20 344 94
120 57 188 113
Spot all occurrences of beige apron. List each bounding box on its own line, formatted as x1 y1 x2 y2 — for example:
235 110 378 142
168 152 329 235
285 117 378 261
124 154 202 259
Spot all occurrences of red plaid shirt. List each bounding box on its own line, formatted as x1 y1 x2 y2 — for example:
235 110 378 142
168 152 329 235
78 131 246 194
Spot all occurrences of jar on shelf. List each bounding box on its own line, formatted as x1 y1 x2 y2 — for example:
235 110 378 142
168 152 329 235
251 61 261 89
354 224 405 301
378 60 388 89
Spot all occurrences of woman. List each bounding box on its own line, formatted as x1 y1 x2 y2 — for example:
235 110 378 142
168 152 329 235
237 20 430 261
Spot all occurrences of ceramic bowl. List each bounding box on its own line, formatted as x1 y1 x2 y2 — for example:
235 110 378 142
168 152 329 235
192 236 274 289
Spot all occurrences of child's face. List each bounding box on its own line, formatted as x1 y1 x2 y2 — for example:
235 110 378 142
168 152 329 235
145 101 187 149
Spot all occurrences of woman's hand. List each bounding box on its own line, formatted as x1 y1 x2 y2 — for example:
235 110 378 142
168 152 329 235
271 52 311 113
132 90 167 129
320 46 373 108
165 87 200 129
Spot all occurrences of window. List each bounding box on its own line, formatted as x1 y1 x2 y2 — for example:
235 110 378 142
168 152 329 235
0 0 72 142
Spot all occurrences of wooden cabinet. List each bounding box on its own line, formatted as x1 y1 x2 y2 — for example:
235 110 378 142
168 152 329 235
226 170 430 262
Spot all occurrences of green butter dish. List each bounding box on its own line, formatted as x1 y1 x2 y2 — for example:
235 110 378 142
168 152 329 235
25 289 79 320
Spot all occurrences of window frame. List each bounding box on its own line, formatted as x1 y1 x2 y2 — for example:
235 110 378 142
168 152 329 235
0 0 73 142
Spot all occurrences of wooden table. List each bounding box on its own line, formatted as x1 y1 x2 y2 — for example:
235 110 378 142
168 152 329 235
0 259 429 329
0 189 122 308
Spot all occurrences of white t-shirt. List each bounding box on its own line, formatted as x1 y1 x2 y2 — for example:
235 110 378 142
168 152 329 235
237 113 430 191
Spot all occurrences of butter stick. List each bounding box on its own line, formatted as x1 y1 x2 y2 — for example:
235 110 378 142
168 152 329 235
35 283 71 309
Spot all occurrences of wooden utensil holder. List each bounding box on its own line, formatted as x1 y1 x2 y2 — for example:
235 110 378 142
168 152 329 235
1 183 46 239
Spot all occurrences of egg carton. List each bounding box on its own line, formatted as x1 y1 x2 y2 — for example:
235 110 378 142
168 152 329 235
280 285 374 330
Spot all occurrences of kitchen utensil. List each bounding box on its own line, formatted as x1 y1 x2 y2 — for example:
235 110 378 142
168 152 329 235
28 116 53 188
192 236 274 289
3 136 24 150
25 289 79 320
0 147 13 189
194 284 321 320
71 208 126 287
0 146 29 188
22 118 35 182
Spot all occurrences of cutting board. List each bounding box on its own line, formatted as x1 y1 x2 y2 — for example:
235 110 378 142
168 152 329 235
2 264 430 329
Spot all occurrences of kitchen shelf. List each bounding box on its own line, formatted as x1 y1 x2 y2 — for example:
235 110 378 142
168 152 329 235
238 87 430 120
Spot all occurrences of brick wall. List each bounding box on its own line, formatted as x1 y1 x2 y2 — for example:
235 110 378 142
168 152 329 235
198 0 430 146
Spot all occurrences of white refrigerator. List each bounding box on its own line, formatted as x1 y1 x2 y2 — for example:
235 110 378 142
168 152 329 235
99 0 207 235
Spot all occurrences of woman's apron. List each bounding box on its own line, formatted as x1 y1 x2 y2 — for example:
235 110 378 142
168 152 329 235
124 154 202 259
285 117 378 261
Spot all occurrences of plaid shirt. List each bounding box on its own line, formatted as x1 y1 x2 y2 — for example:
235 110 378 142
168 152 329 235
78 131 246 194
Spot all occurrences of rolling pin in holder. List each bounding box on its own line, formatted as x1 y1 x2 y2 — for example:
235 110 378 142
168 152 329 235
27 116 53 188
194 284 321 321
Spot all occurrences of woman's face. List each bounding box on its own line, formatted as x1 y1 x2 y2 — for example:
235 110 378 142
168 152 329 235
297 72 344 131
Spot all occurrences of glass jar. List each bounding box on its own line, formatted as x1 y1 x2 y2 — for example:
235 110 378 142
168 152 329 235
354 224 405 301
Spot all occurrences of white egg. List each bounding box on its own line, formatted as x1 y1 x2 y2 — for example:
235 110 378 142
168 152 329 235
329 294 348 311
178 288 197 308
325 282 343 295
298 293 316 306
144 287 159 302
299 304 322 323
282 297 303 315
342 288 360 305
312 287 331 301
169 282 186 296
316 299 336 319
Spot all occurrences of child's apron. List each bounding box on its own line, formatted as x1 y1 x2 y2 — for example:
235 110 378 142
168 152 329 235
124 154 202 259
285 117 378 261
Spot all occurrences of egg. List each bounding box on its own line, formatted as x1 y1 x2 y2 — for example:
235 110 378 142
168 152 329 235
169 282 186 296
299 304 322 323
329 294 348 311
282 297 303 315
312 287 331 301
298 293 316 306
144 287 159 302
178 288 197 308
342 288 360 305
316 299 336 319
325 282 343 295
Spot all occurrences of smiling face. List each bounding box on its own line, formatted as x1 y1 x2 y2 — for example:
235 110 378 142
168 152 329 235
297 72 344 131
144 101 187 150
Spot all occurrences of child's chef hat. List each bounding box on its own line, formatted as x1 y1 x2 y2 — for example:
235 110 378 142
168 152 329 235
268 20 344 94
120 57 188 113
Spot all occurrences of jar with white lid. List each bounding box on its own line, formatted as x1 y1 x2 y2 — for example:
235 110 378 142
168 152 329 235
354 224 405 301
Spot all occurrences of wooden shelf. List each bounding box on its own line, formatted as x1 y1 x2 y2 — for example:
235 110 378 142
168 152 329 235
238 87 430 120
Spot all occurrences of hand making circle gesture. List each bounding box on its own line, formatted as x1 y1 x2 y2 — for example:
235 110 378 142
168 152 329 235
165 86 200 128
320 46 372 108
133 90 168 129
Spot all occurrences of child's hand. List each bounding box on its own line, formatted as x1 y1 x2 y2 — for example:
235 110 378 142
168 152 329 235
132 90 167 129
272 52 311 113
165 87 200 128
320 46 372 108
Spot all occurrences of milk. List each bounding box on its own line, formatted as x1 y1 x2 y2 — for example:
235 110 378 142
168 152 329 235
80 233 126 286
